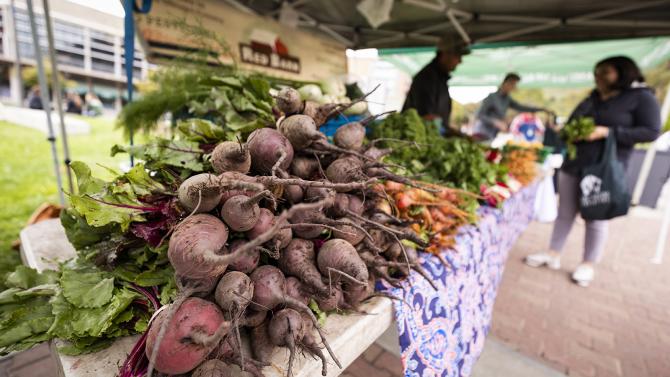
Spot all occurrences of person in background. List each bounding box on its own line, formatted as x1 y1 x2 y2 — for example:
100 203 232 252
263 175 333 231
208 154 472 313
525 56 661 287
474 73 551 141
85 92 103 117
27 85 43 109
402 35 470 135
65 91 83 114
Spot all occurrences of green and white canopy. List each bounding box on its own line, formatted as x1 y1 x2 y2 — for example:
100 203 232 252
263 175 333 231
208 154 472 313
380 37 670 88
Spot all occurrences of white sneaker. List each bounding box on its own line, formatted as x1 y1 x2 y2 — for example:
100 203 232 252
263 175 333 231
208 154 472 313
524 252 561 270
572 264 595 287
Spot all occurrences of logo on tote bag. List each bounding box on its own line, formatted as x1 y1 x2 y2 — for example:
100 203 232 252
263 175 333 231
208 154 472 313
580 174 610 207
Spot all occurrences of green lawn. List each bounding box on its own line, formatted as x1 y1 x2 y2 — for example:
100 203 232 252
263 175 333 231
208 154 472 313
0 116 132 278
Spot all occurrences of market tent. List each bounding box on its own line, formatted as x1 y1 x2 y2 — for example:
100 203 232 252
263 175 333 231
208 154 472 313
226 0 670 48
380 37 670 87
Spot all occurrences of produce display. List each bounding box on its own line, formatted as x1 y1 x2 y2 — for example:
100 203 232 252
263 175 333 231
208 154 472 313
377 181 478 254
369 109 507 192
1 64 541 376
560 116 596 159
0 80 440 377
502 141 541 186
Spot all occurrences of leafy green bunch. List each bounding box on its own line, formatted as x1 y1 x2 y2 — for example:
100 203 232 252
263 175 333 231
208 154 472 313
117 69 275 139
370 109 506 192
0 162 180 356
560 116 596 159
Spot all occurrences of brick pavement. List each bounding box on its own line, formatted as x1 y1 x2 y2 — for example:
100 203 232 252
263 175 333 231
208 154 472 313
490 216 670 377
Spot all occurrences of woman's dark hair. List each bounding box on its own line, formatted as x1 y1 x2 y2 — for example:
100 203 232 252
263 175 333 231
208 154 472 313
595 56 645 90
503 72 521 83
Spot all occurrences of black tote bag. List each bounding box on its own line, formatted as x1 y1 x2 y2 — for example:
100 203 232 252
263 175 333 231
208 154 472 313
579 134 631 220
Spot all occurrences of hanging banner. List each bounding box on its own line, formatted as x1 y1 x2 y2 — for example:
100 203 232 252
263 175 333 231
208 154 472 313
135 0 347 81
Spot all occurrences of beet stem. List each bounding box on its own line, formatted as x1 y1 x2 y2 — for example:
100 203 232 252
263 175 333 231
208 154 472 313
282 296 342 369
256 176 376 191
322 218 373 242
283 223 356 237
188 321 232 348
272 150 288 177
285 328 296 377
327 267 367 287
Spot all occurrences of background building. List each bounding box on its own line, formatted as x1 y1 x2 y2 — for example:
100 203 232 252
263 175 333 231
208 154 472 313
0 0 148 111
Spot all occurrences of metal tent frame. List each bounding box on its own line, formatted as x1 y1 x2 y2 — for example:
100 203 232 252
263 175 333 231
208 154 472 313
25 0 74 205
222 0 670 48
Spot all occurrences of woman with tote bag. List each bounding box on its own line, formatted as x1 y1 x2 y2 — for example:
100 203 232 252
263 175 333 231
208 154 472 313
524 56 661 287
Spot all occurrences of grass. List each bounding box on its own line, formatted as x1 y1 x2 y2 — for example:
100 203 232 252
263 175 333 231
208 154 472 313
0 115 133 279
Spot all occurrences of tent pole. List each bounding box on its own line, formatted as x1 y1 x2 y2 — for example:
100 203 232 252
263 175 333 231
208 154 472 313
446 9 471 44
42 0 73 193
10 0 24 107
633 83 670 205
648 83 670 264
26 0 65 205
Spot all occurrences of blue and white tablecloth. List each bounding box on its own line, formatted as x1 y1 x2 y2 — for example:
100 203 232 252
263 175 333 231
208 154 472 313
382 183 538 377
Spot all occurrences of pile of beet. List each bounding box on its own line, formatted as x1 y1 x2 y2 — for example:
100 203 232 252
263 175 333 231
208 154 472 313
142 88 436 377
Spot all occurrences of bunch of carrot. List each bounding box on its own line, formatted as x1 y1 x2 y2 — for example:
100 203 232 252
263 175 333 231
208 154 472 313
378 181 478 254
502 147 539 186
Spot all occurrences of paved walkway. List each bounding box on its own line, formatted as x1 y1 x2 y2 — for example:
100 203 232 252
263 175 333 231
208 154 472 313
491 214 670 377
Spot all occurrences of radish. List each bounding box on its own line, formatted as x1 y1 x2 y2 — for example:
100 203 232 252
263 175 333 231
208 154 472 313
288 206 326 239
227 239 260 274
250 322 275 364
315 284 343 312
276 87 303 115
267 308 305 377
215 270 255 371
211 140 251 174
175 275 219 297
192 359 254 377
178 173 223 213
278 114 320 150
278 239 328 296
248 265 341 369
145 297 230 375
168 214 229 280
329 193 364 218
219 172 261 204
364 146 392 161
221 191 272 232
317 239 368 286
332 218 366 245
283 182 304 204
304 184 335 203
298 312 328 376
333 121 366 150
290 156 320 179
325 157 366 187
191 359 228 377
285 276 311 306
279 115 372 161
246 208 292 252
217 335 268 377
247 128 294 175
215 271 254 320
243 309 267 328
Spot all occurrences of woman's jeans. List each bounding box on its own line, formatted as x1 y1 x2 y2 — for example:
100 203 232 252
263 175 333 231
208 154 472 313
549 171 609 263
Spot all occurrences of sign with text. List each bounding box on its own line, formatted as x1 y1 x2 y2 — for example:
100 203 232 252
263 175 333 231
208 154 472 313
135 0 345 81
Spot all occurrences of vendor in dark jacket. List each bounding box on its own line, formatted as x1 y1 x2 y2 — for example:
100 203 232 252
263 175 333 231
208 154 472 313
402 35 470 134
525 56 661 287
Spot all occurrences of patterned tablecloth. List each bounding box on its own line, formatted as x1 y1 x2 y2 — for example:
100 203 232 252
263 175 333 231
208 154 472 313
383 183 538 377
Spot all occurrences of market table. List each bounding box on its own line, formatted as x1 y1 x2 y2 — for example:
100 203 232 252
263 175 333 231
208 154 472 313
19 183 537 377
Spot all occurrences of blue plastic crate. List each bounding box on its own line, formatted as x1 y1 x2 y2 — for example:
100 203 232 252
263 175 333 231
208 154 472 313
319 114 365 138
